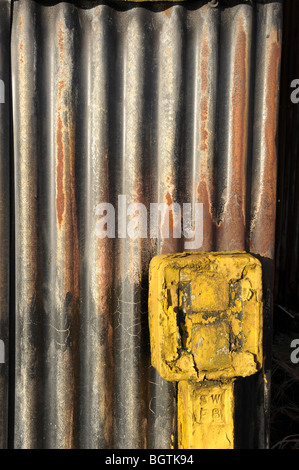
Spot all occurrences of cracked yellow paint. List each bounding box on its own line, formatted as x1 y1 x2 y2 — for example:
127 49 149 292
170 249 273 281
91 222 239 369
149 251 263 382
148 251 263 449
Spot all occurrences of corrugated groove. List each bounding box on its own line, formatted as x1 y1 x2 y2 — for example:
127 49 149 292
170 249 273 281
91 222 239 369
6 0 283 449
0 0 11 450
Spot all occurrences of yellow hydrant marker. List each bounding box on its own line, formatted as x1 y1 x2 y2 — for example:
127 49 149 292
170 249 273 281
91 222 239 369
148 251 263 449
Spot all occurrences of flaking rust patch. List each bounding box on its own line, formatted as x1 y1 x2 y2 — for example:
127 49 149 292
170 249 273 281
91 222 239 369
148 251 263 382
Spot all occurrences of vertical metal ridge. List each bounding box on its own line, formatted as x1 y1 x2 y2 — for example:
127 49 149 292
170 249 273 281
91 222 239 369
216 3 253 252
12 0 43 448
148 5 186 449
158 6 185 256
39 3 56 449
195 4 274 449
250 2 282 261
77 5 114 449
42 3 80 449
183 5 219 252
145 8 174 449
113 6 150 449
0 0 11 450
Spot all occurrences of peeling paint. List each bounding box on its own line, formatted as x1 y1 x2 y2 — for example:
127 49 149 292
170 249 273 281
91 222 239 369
149 251 263 449
149 251 263 383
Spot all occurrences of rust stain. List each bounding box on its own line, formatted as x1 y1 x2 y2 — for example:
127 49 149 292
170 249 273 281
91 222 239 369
163 8 170 18
56 28 66 228
52 34 80 446
165 191 173 207
19 42 24 64
196 179 213 252
194 29 214 252
63 121 80 449
230 26 247 245
161 180 181 254
56 110 65 227
68 123 80 299
217 21 247 251
18 12 24 66
165 190 174 241
58 80 65 99
58 25 65 63
199 35 209 153
251 40 281 258
200 97 209 152
18 13 23 30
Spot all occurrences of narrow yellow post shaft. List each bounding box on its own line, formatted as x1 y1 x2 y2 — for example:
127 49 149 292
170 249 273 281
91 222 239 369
178 380 235 449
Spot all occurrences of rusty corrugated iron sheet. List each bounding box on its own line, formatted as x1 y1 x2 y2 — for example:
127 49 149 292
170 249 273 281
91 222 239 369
0 0 283 449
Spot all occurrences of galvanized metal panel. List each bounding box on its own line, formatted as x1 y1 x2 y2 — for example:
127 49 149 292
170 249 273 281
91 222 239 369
8 0 282 449
0 0 11 450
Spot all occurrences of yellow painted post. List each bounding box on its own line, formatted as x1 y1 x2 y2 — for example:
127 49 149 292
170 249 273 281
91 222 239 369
148 252 263 449
178 380 235 449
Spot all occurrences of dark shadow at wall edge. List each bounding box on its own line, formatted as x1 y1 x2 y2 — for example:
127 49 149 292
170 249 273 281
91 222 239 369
234 255 274 449
21 0 278 13
8 0 15 450
0 0 14 450
271 0 299 450
275 0 299 314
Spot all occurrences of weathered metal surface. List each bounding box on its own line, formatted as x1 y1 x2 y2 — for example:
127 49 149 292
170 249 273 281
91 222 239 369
7 0 283 449
0 0 11 450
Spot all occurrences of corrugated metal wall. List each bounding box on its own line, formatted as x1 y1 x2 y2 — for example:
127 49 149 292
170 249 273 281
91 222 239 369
0 0 282 449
